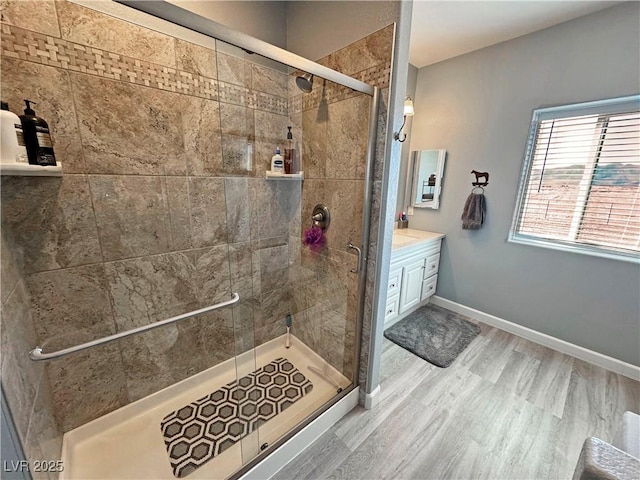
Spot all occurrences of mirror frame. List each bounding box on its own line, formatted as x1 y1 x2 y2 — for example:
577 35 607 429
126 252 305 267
406 149 447 210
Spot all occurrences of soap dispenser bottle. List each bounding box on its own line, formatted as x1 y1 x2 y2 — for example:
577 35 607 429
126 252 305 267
284 126 294 174
19 99 56 166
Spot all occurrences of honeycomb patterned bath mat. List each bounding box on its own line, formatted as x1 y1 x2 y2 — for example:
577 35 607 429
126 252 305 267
160 357 313 478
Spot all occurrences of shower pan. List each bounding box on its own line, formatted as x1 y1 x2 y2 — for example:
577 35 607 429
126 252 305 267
0 1 382 479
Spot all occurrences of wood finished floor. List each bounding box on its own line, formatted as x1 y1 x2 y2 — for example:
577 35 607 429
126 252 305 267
273 320 640 480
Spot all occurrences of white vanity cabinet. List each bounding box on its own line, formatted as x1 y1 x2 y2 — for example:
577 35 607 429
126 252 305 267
385 230 445 327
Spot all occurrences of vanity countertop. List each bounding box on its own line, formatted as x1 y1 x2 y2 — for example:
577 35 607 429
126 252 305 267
392 228 445 250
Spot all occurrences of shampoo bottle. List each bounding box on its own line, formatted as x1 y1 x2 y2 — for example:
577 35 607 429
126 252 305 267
271 147 284 174
1 101 28 164
20 99 56 166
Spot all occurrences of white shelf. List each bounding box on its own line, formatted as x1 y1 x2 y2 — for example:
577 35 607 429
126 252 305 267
0 162 63 177
265 171 304 180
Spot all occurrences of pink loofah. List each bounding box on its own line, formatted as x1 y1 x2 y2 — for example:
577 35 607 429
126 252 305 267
303 226 325 252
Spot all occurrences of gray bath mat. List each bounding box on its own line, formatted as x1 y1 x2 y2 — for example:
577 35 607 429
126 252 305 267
160 357 313 478
384 304 481 367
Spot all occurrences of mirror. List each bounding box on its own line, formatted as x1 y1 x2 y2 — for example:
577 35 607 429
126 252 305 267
406 149 447 209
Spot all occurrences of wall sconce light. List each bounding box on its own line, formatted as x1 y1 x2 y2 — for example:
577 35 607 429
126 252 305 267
394 96 415 143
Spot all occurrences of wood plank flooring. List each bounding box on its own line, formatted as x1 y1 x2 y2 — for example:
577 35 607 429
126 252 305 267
273 319 640 480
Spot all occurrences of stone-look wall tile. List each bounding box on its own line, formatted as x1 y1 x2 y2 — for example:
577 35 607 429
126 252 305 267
199 309 235 367
189 177 228 248
182 97 223 176
1 214 22 304
165 176 191 251
256 287 291 345
250 179 301 242
302 107 327 179
254 110 289 176
225 178 251 244
116 324 205 402
105 248 231 401
175 39 217 79
106 252 195 328
192 246 233 306
1 176 102 273
1 58 85 173
46 343 128 431
71 73 187 175
0 0 59 36
326 95 369 180
57 0 176 68
220 103 254 176
26 264 116 350
257 244 289 295
252 64 287 96
231 303 256 356
25 370 63 473
0 281 41 440
89 175 172 262
324 25 394 77
105 247 231 330
216 52 251 88
229 242 254 302
373 90 389 182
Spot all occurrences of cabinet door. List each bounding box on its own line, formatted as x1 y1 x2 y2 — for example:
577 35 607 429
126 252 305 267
399 258 425 314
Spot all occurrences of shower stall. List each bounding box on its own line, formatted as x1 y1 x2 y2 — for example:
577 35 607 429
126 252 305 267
0 1 392 479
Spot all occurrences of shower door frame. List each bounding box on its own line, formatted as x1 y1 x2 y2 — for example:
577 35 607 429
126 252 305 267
114 0 380 476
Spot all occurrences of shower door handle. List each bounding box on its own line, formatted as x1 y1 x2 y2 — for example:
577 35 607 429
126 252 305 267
348 243 363 273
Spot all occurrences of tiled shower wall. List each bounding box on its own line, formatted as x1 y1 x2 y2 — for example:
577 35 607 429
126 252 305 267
0 0 394 450
288 25 393 381
1 219 62 478
0 0 299 433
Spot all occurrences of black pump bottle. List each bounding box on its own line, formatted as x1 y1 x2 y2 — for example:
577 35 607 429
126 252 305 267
19 99 56 166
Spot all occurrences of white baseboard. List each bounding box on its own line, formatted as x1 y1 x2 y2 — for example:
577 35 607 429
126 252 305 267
241 387 359 480
363 385 381 410
430 296 640 381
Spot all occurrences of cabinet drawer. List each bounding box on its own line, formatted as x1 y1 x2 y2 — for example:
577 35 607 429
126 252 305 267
421 274 438 301
424 253 440 279
388 268 402 297
385 294 400 321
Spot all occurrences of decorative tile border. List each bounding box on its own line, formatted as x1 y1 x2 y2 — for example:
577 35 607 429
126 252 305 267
1 23 288 115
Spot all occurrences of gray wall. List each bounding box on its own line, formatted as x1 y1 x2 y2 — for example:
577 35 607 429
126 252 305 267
169 0 287 48
396 63 418 217
406 2 640 366
285 1 399 60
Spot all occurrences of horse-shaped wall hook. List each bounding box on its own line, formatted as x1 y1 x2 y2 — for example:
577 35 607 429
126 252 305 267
471 170 489 186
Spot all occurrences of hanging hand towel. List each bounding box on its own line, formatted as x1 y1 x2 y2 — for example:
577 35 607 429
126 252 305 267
461 192 486 230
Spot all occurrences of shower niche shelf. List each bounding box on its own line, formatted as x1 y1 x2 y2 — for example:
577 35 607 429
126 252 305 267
265 171 304 180
0 163 63 177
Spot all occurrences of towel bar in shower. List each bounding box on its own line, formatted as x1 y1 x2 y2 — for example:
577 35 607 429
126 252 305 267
28 292 240 362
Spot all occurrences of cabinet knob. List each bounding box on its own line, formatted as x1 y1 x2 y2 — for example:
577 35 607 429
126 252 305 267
387 309 393 314
390 283 396 288
431 264 436 269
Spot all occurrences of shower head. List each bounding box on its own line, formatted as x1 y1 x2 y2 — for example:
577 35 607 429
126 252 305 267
295 73 314 93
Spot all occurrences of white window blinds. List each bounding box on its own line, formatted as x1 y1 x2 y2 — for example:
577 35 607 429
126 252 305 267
509 95 640 262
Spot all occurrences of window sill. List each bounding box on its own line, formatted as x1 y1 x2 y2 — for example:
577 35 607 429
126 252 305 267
507 234 640 264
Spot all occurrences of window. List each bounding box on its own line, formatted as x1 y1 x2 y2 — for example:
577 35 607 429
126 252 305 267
509 95 640 263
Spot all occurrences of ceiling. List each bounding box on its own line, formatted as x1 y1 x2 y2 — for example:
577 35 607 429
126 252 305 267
410 1 621 68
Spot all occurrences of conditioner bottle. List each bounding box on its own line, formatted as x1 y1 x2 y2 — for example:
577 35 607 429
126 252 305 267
1 101 28 164
20 99 56 166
